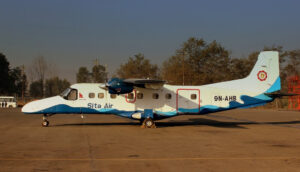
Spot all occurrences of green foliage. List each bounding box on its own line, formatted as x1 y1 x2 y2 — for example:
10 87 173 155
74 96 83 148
29 80 43 98
117 53 159 79
45 77 70 97
92 64 107 83
9 66 27 97
0 53 27 96
76 67 91 83
161 56 186 85
162 38 230 85
0 53 11 94
77 63 107 83
228 52 259 80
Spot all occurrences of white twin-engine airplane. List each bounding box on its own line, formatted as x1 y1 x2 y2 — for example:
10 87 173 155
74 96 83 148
22 51 282 128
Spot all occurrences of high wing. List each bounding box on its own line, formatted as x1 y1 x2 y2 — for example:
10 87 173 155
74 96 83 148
123 78 166 89
101 78 166 94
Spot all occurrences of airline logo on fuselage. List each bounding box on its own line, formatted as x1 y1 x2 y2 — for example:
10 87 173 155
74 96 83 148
87 103 113 109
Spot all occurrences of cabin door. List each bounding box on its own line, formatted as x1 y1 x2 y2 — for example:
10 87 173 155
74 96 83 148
176 89 200 114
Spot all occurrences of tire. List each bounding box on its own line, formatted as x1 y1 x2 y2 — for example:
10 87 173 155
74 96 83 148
42 120 49 127
143 118 155 128
8 105 13 108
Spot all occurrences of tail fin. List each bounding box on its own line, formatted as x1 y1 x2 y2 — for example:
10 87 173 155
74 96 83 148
246 51 281 93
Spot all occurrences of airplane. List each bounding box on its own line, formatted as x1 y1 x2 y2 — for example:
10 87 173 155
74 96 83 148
22 51 283 128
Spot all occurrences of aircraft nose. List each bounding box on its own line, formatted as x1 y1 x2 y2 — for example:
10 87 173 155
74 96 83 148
22 100 40 114
21 96 63 114
22 101 37 114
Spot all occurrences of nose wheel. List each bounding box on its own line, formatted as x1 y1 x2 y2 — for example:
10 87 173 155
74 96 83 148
42 114 50 127
42 120 49 127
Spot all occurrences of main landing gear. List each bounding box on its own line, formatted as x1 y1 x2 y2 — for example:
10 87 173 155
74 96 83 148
141 117 156 128
140 109 156 128
42 114 49 127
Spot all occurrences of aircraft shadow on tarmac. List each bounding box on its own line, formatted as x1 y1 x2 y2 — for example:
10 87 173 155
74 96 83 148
53 118 300 129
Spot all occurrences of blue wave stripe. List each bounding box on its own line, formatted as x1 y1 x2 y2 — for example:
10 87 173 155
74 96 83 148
265 77 281 93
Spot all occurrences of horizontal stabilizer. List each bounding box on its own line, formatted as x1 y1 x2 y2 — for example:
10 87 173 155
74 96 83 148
264 92 299 98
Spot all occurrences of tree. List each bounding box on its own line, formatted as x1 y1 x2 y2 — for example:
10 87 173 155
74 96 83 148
280 49 300 93
162 37 230 85
29 80 43 98
9 66 27 97
161 55 187 85
195 40 230 84
228 52 259 80
284 50 300 76
28 56 48 97
45 77 70 97
117 53 159 79
0 53 11 95
0 53 28 97
92 64 107 83
76 67 91 83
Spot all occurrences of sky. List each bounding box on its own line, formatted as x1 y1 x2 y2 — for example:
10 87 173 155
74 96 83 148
0 0 299 83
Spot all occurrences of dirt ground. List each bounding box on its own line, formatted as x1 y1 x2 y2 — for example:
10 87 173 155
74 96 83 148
0 108 300 172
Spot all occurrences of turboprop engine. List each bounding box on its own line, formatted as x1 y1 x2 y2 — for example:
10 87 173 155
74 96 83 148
106 78 134 94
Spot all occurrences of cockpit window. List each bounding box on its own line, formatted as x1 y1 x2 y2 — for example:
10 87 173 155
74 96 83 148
68 89 78 100
60 88 71 98
60 88 78 100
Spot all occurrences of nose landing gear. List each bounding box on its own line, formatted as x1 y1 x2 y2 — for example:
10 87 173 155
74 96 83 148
42 120 49 127
42 114 50 127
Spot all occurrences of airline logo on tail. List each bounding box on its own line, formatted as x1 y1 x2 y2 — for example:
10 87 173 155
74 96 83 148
257 70 267 81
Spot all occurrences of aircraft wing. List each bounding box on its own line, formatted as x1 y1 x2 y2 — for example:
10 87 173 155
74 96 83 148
102 78 166 94
123 78 166 89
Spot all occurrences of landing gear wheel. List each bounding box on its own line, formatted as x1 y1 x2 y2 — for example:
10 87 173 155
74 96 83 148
142 118 156 128
42 120 49 127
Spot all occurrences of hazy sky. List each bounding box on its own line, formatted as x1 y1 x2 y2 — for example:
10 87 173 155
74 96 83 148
1 0 299 83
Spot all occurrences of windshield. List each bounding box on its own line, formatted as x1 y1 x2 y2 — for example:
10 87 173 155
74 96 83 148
60 88 71 98
60 88 78 100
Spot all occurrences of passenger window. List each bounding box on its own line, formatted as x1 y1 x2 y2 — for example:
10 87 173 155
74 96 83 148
191 94 197 100
165 93 172 99
98 93 104 99
127 93 134 99
89 93 95 98
110 94 117 99
152 93 159 99
67 89 78 100
137 93 143 99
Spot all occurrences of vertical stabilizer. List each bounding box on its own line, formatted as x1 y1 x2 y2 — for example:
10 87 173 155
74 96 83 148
246 51 280 93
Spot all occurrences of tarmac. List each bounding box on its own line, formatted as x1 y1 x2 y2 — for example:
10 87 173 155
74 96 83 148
1 108 300 172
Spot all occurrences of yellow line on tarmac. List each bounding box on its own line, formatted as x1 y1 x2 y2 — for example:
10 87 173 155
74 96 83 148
0 157 299 161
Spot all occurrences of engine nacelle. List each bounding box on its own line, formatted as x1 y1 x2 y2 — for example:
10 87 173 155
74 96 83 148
107 78 133 94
